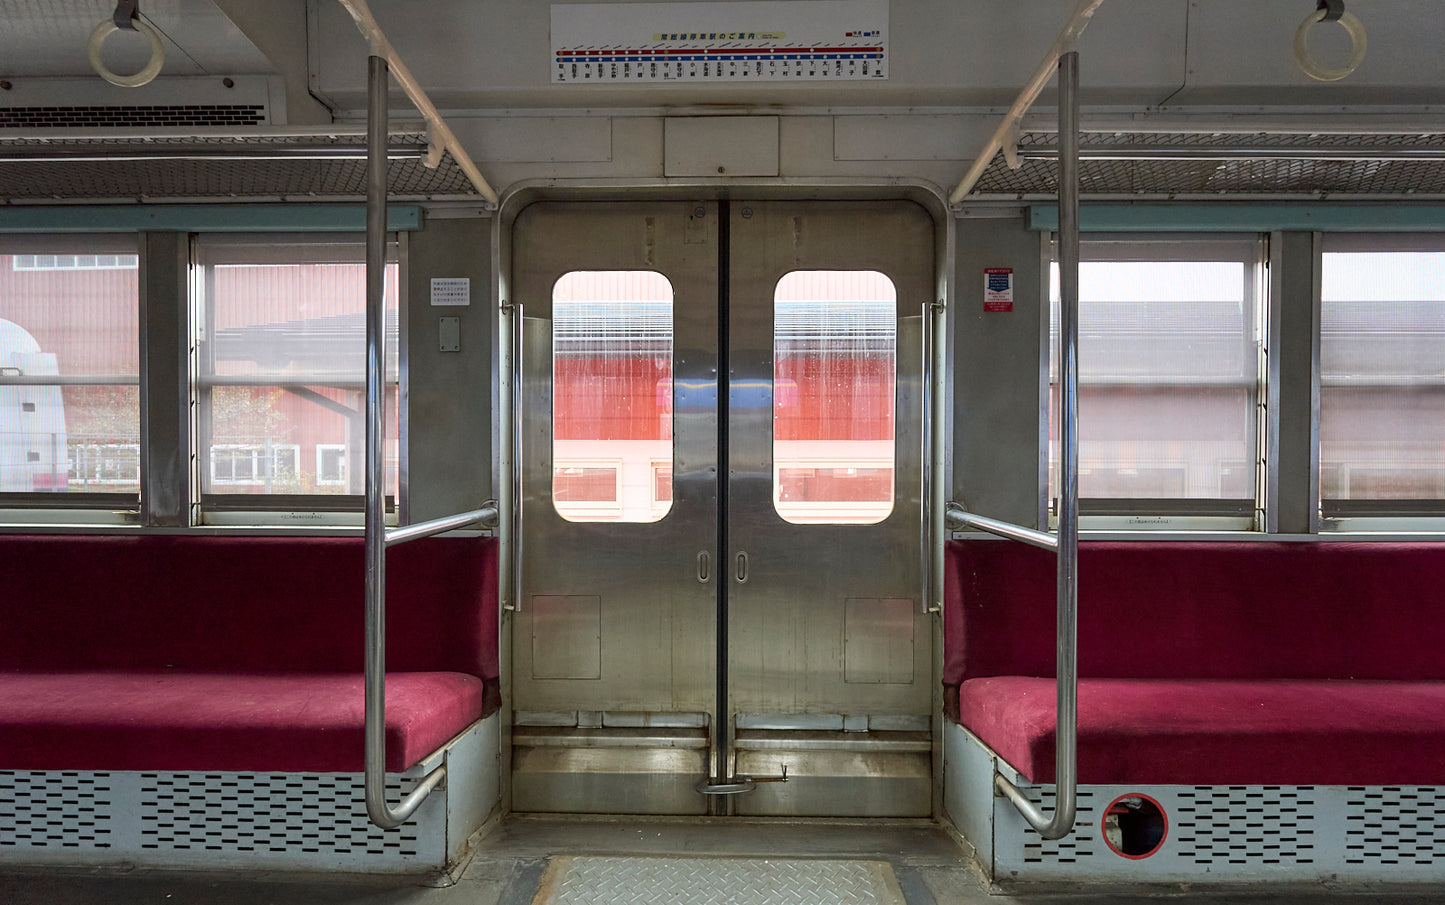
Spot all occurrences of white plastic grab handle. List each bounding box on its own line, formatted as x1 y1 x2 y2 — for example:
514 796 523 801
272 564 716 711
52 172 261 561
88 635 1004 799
88 18 166 88
1293 8 1367 82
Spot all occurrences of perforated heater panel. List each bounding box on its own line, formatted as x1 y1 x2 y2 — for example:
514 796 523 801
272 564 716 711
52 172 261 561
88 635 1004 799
0 772 118 850
1022 788 1100 864
946 724 1445 885
140 773 423 856
1346 787 1445 867
1171 787 1318 866
0 769 442 869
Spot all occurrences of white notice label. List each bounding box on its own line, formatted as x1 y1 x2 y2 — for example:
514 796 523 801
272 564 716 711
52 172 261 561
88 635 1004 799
430 277 471 307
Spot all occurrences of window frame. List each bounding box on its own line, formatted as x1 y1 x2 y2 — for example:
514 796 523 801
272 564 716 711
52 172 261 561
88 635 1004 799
0 234 142 521
771 269 899 527
1317 232 1445 531
207 442 302 488
192 234 403 526
1045 233 1268 531
315 443 348 487
549 270 675 525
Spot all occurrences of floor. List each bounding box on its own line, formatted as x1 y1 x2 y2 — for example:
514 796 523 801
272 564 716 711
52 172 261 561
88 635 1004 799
2 816 1444 905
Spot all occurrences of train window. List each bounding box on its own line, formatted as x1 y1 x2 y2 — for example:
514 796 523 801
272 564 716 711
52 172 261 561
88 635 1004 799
1320 235 1445 521
194 236 399 521
774 270 896 525
552 271 673 523
0 236 140 504
1049 237 1264 527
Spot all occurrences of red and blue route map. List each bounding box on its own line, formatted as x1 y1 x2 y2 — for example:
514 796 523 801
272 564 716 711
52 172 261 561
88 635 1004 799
551 0 888 83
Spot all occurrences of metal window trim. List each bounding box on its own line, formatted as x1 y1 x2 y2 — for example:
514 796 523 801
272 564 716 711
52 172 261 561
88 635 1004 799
0 491 140 511
1044 233 1265 517
1308 232 1324 534
0 205 422 234
1028 204 1445 233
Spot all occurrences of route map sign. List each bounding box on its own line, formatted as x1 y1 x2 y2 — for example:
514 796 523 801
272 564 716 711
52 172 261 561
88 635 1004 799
551 1 888 83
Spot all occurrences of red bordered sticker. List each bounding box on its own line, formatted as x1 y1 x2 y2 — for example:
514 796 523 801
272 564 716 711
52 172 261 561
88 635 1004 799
984 267 1013 312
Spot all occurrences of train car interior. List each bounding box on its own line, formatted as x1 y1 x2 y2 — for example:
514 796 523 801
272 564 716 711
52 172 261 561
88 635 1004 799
2 1 1444 903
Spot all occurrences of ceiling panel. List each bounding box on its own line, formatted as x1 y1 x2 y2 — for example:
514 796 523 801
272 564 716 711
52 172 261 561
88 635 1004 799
0 0 271 79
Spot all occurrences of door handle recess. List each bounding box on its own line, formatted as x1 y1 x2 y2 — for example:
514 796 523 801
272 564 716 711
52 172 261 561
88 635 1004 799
697 551 711 584
735 551 749 584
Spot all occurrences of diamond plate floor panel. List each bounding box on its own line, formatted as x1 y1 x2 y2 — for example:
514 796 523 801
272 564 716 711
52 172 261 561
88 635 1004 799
533 856 908 905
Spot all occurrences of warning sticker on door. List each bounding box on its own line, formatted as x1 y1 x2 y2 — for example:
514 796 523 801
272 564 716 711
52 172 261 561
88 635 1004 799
984 267 1013 312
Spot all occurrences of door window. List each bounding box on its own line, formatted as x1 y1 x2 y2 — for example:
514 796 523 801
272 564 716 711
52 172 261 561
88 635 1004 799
773 270 897 524
552 270 674 522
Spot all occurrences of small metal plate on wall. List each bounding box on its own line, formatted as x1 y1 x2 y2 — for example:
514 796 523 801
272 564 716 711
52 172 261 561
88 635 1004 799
533 856 907 905
844 598 915 684
531 595 602 679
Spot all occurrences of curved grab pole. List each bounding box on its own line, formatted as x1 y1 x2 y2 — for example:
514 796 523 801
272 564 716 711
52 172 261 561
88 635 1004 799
363 52 445 830
992 48 1081 842
948 52 1080 842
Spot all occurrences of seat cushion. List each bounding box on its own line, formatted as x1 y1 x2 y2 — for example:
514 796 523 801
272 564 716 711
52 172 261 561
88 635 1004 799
958 676 1445 786
0 671 487 773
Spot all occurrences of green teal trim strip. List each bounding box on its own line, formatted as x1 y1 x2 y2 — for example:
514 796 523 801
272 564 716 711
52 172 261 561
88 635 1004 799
0 204 422 233
1028 204 1445 232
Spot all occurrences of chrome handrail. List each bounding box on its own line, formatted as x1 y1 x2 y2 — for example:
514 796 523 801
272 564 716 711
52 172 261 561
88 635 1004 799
385 504 499 547
362 52 431 831
945 51 1081 843
945 505 1057 551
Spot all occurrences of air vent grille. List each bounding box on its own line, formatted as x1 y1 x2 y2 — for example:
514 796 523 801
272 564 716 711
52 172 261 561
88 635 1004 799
1346 787 1445 866
1022 788 1101 863
1 105 267 129
0 771 117 849
139 772 422 856
1173 786 1317 865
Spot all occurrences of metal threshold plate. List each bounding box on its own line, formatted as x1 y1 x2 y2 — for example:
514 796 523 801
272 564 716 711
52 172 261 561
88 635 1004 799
533 856 907 905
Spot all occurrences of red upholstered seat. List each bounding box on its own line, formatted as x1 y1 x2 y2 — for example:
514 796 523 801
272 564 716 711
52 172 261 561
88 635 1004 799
0 671 486 772
944 540 1445 786
958 676 1445 785
0 534 500 773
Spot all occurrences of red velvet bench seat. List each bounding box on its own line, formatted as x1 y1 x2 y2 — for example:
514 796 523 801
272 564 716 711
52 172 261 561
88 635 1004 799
944 541 1445 787
0 534 500 774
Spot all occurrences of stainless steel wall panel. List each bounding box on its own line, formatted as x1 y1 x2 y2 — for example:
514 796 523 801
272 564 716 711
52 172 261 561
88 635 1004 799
511 198 936 817
734 748 931 818
844 598 915 685
726 200 933 722
510 745 708 816
513 201 718 720
530 595 601 680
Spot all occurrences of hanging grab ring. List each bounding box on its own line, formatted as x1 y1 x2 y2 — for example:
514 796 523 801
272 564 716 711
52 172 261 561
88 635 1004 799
1293 4 1367 82
88 1 165 88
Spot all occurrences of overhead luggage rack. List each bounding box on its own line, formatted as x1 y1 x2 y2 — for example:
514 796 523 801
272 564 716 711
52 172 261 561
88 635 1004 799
970 130 1445 199
0 130 483 202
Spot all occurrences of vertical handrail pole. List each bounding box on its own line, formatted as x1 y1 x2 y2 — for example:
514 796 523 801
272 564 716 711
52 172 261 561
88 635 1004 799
364 53 444 830
1054 46 1082 839
993 48 1080 841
